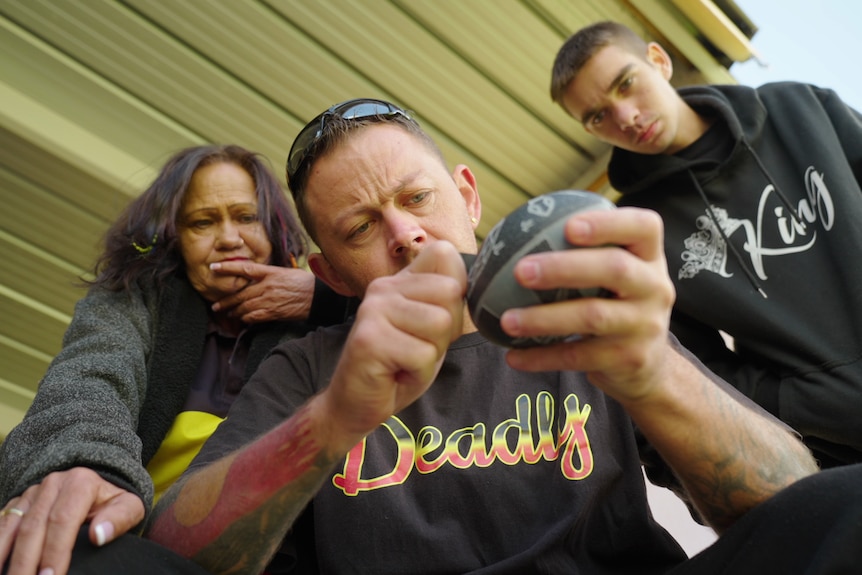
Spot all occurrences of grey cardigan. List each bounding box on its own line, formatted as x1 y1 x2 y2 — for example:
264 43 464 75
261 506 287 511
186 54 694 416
0 274 331 512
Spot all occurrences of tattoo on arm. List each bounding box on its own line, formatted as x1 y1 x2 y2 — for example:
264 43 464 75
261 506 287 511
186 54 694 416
147 404 341 574
671 380 816 532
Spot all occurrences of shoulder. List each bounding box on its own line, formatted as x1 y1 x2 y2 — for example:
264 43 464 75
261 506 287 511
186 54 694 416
274 322 352 358
753 81 836 107
258 322 352 390
748 82 862 127
755 80 816 93
68 283 152 334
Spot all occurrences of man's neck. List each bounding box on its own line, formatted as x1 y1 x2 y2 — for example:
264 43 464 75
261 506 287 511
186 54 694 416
461 303 479 336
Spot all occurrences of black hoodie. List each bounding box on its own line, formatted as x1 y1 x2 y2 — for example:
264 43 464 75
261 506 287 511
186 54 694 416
610 82 862 467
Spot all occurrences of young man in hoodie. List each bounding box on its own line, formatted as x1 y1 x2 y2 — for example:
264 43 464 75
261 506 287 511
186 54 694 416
551 21 862 468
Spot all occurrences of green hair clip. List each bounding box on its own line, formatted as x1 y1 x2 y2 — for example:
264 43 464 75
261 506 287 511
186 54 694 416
132 232 158 255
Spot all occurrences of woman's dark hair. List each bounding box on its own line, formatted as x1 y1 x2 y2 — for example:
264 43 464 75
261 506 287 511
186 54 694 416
92 144 307 291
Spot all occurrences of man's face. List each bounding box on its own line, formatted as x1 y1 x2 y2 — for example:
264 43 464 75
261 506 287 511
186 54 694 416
561 43 689 155
303 124 480 298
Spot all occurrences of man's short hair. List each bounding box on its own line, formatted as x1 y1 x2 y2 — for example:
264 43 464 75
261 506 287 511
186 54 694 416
287 111 445 243
550 21 649 106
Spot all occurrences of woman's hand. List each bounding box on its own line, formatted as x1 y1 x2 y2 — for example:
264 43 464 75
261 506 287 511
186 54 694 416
210 262 316 323
0 467 145 575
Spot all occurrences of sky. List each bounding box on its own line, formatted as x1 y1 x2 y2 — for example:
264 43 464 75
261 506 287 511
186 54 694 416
730 0 862 112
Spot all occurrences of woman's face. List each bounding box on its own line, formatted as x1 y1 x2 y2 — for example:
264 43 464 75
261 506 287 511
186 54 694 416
177 161 272 302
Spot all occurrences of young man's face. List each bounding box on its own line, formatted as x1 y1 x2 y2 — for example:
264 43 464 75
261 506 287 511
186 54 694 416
561 43 690 155
303 123 481 298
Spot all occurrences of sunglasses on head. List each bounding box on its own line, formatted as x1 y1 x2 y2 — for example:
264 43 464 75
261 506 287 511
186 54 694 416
286 98 415 185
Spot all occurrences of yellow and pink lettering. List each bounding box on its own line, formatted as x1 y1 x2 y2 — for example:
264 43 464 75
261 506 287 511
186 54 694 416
331 392 594 495
332 417 415 496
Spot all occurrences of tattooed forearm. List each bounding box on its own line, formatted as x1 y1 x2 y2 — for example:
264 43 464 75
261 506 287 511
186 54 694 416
629 348 817 533
679 450 793 532
677 385 816 532
147 403 342 574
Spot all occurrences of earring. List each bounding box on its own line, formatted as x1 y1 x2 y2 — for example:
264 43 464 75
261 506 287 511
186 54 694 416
470 217 478 225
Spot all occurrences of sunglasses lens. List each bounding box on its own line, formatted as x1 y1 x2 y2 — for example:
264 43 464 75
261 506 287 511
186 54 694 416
287 116 324 179
287 99 411 183
336 100 397 120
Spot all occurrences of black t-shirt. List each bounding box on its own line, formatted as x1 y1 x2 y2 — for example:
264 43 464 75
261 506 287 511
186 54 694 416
190 325 698 573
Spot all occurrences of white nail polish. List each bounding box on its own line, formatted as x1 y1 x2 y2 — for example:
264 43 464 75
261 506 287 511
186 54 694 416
95 522 107 546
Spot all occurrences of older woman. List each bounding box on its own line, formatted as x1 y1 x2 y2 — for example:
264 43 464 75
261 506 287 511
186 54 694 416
0 145 350 575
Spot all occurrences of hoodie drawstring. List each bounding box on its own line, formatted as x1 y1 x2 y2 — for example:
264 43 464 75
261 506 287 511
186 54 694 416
687 141 809 300
687 170 769 299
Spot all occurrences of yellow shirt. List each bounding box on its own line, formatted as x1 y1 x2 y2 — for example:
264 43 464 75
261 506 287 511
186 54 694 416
145 411 224 504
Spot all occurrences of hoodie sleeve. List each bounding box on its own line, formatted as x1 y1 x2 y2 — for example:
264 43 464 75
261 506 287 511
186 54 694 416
813 85 862 187
668 310 779 413
0 285 155 508
669 308 862 467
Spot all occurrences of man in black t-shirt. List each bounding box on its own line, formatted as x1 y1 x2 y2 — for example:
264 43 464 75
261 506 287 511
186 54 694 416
143 99 861 575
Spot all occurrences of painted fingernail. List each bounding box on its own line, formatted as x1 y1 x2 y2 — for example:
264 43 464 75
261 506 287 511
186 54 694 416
95 521 114 546
38 569 54 575
210 262 222 270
